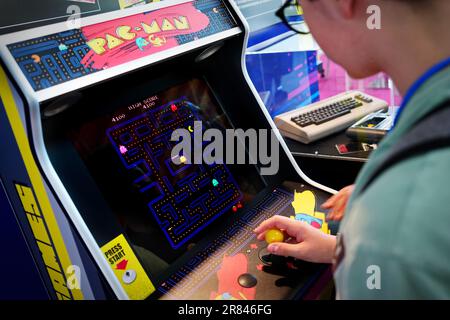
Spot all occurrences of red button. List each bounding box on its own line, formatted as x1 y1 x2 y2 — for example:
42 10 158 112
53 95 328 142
311 221 321 229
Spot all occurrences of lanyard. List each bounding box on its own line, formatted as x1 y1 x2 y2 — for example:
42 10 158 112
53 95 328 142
394 57 450 127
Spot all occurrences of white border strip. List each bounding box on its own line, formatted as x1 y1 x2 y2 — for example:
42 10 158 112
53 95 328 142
27 98 131 299
229 0 337 195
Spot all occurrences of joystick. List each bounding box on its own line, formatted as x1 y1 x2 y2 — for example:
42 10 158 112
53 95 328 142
265 229 284 244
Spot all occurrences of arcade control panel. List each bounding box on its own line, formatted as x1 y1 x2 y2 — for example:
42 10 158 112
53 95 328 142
157 183 331 300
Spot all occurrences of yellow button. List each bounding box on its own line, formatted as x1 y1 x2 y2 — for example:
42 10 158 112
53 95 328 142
265 229 284 244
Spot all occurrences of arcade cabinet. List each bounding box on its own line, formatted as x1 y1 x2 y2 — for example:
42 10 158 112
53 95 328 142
0 0 336 300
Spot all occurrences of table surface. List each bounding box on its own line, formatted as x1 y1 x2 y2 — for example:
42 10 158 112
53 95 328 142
285 130 374 163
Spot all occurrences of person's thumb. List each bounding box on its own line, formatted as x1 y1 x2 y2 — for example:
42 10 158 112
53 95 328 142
267 242 305 259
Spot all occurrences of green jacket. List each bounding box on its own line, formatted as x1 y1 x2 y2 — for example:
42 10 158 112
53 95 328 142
334 65 450 299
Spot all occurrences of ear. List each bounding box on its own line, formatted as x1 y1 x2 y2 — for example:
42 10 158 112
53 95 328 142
337 0 357 19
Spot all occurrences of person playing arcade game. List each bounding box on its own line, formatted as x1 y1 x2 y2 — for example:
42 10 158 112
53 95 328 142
255 0 450 299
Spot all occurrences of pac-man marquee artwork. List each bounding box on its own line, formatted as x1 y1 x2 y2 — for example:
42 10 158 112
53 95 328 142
7 0 237 91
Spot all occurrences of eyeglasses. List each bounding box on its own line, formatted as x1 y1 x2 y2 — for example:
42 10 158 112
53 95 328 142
275 0 310 35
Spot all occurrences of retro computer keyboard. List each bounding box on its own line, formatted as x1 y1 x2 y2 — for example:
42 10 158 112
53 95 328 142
274 91 389 144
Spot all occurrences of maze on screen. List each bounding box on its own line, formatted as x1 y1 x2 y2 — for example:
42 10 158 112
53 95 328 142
107 99 242 249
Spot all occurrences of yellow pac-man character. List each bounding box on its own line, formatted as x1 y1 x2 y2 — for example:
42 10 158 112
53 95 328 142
290 190 330 234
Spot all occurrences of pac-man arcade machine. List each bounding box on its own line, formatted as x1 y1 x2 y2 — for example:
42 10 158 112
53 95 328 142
0 0 336 300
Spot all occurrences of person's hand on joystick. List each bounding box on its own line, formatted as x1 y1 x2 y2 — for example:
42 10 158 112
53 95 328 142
254 215 336 264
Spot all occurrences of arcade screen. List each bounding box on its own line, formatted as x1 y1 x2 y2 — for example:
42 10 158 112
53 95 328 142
67 78 265 279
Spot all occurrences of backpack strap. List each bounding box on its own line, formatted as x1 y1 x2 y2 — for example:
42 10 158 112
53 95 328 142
360 99 450 194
